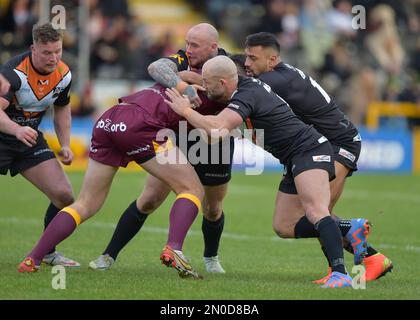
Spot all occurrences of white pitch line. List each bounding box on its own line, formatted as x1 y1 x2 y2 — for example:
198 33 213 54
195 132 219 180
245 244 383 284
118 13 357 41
228 184 420 203
340 190 420 203
1 216 419 254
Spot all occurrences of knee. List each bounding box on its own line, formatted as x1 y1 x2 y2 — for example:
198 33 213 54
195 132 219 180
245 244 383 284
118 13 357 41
185 184 204 204
302 204 329 225
137 196 163 214
273 222 295 239
203 201 223 221
53 187 74 208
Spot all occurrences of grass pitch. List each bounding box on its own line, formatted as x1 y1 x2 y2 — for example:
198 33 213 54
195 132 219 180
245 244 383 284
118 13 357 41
1 171 419 300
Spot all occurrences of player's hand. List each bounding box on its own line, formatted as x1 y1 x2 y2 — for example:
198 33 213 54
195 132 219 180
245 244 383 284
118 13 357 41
0 74 10 96
58 146 74 165
15 126 38 147
183 84 202 109
165 88 193 117
192 84 206 92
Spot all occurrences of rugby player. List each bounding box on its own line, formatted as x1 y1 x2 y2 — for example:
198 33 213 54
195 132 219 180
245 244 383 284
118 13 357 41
1 23 78 267
243 32 393 283
18 83 205 279
165 55 354 288
89 23 231 274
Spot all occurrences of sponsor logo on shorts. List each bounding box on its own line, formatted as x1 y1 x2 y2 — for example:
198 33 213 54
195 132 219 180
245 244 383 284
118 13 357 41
204 173 229 178
312 155 331 162
33 148 52 156
318 136 328 144
291 164 296 172
339 148 356 162
353 133 362 142
90 146 97 153
96 119 127 132
127 145 151 156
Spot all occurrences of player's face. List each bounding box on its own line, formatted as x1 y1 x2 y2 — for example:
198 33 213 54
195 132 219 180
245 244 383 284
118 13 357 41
244 46 273 77
31 40 62 74
185 31 216 69
202 76 225 101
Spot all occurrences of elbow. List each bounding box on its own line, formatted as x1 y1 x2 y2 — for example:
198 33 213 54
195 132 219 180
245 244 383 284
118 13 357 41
147 62 157 79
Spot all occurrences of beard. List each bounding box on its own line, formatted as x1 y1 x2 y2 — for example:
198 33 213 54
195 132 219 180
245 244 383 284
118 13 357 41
245 69 255 77
206 90 224 102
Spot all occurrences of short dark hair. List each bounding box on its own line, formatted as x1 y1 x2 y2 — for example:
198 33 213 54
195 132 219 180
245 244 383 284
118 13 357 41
229 54 247 76
32 22 63 44
245 32 280 53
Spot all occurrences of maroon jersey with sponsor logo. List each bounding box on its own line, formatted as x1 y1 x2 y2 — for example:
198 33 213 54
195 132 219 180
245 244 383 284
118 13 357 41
119 83 226 130
118 83 182 131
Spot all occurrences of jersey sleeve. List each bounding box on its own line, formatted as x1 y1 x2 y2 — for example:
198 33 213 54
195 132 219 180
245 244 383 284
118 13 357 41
227 91 254 121
164 50 190 71
54 78 72 106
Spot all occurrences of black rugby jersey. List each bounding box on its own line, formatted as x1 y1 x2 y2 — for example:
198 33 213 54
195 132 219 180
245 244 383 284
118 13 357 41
258 62 358 143
228 76 325 164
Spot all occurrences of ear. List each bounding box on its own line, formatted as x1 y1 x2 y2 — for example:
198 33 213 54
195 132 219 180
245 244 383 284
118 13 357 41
268 55 277 69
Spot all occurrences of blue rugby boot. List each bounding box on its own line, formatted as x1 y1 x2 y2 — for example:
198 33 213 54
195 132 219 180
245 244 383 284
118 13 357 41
321 271 353 288
346 218 371 265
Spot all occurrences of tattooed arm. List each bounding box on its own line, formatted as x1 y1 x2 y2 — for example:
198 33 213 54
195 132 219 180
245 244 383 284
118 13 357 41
148 58 202 107
178 70 202 85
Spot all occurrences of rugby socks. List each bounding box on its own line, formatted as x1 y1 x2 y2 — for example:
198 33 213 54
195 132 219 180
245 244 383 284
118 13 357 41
44 203 61 254
295 216 352 238
366 246 378 257
103 200 149 260
314 216 347 274
167 193 201 251
28 207 81 266
294 216 319 238
202 212 225 258
320 245 332 267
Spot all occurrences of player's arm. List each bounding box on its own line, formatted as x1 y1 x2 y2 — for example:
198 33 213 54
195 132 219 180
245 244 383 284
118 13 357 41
178 71 203 85
0 74 10 95
53 103 73 165
0 71 38 147
0 98 35 147
148 58 202 108
53 81 73 165
164 88 242 139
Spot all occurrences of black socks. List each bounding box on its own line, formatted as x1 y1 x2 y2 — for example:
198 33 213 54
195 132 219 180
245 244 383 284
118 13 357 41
314 216 346 274
202 212 225 258
104 200 149 260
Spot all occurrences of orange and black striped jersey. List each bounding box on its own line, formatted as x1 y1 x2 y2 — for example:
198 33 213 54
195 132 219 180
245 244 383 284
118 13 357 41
0 51 71 133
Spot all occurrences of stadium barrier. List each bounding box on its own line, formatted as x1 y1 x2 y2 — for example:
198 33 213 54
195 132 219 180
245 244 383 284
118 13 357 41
40 118 420 174
366 101 420 130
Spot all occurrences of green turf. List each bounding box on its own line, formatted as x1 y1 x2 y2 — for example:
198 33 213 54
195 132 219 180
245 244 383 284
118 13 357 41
1 171 419 300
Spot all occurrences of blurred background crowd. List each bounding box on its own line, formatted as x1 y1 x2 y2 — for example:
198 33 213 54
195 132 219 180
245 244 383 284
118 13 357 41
0 0 419 129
